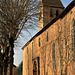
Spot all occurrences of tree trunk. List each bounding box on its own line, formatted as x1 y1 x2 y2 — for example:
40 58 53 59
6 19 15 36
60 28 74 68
1 67 3 75
9 37 14 75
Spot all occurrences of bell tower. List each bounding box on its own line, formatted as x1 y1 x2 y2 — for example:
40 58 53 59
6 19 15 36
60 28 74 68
38 0 64 31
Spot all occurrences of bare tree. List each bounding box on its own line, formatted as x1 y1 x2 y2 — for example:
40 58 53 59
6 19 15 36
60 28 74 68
0 0 39 75
0 0 39 39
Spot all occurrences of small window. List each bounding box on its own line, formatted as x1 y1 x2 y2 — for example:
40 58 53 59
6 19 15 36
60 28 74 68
47 32 48 42
56 9 59 16
39 38 40 47
52 43 56 68
50 9 53 17
65 40 67 56
27 47 28 54
65 40 67 46
32 42 33 59
39 12 41 20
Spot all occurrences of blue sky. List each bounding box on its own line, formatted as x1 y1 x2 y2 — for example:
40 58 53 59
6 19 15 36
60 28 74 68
61 0 73 7
14 0 73 66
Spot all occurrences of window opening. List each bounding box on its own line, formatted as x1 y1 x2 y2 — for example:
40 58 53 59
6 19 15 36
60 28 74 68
50 9 53 17
47 32 48 42
32 42 34 59
52 43 56 68
56 9 59 16
39 38 40 47
27 47 28 54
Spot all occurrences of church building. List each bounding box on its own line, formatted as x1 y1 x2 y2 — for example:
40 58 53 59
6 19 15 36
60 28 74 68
22 0 75 75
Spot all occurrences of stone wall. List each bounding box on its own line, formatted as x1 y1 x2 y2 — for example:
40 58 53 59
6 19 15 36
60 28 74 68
38 0 64 31
23 6 75 75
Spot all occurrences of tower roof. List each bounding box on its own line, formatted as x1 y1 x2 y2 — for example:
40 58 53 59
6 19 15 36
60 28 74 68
41 0 64 7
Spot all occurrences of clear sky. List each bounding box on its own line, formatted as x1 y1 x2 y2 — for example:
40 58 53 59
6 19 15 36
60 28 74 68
14 0 73 66
61 0 73 7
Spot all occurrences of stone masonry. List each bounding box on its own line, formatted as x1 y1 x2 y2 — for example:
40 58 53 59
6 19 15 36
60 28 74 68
22 1 75 75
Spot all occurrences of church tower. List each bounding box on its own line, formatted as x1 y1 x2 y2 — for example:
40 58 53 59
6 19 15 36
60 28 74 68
38 0 64 31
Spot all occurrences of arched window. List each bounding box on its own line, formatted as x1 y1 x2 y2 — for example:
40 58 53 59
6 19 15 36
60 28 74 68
33 57 40 75
52 43 56 68
50 9 53 17
33 61 37 75
56 9 59 16
71 18 75 61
